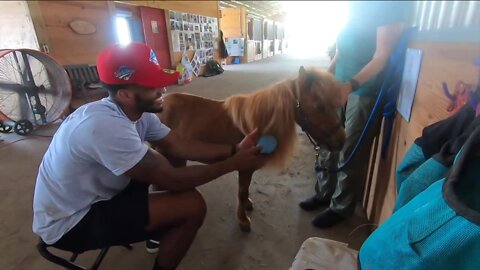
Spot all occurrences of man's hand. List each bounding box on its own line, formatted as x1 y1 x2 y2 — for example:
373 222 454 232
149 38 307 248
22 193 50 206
237 128 261 152
231 144 268 171
228 128 269 171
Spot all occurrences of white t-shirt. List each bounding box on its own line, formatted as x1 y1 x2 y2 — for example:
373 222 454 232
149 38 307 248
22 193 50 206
33 98 170 244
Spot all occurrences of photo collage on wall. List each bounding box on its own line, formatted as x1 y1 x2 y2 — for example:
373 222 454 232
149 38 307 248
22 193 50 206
189 48 214 76
169 10 218 68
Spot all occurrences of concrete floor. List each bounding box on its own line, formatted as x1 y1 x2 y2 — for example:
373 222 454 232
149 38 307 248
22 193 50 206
0 53 368 270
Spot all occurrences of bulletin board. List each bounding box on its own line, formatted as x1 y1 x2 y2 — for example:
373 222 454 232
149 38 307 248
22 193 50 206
225 37 245 57
168 10 218 56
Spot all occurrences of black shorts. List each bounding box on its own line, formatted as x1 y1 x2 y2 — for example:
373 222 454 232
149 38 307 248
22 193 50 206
52 181 153 253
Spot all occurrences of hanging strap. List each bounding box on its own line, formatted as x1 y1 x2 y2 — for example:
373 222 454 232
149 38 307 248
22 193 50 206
381 27 416 158
319 27 416 173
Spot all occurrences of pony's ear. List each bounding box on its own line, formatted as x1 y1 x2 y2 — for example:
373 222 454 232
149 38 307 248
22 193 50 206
299 66 306 78
298 66 312 92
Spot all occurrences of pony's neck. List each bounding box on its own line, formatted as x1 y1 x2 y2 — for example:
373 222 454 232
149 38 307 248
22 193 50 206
225 78 301 168
225 79 298 136
289 79 301 101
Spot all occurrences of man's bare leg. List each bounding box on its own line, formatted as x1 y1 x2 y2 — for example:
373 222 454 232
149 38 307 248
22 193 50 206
146 189 206 269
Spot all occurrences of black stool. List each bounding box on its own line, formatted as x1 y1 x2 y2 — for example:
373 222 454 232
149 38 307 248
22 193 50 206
36 238 133 270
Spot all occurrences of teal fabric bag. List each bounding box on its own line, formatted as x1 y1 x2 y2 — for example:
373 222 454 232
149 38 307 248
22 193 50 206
394 156 449 211
395 143 427 192
395 106 478 210
359 126 480 270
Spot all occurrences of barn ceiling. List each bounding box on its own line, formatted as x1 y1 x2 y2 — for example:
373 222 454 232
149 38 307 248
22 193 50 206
219 1 285 19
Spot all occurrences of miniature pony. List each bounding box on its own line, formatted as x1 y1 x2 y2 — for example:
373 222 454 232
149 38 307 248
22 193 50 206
158 66 346 231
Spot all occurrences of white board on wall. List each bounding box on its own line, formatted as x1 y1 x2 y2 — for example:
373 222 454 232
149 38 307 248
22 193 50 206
397 48 423 122
226 37 244 57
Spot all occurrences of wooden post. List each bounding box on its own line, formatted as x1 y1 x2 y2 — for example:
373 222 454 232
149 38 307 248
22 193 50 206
26 1 50 53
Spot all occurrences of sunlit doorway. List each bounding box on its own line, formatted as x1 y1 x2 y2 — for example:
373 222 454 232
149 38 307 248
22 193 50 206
282 1 349 58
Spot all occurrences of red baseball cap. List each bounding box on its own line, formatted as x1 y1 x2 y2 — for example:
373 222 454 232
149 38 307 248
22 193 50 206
97 42 179 88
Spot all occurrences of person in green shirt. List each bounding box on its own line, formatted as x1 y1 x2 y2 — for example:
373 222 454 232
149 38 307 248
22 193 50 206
300 1 412 228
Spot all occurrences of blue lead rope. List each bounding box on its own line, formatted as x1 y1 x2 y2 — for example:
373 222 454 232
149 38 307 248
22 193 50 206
318 27 416 173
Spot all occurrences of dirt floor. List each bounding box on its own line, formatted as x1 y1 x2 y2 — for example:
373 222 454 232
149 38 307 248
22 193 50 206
0 53 368 270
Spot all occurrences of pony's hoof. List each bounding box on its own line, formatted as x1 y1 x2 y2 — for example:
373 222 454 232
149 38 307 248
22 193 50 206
245 198 253 211
239 222 251 232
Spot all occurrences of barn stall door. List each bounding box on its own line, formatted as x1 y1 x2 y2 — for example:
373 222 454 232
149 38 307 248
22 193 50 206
139 6 171 68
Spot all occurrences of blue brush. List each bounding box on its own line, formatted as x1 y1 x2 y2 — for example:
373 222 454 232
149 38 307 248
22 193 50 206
257 135 277 154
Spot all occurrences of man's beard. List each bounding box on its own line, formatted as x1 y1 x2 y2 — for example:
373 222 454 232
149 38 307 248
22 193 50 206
134 93 163 113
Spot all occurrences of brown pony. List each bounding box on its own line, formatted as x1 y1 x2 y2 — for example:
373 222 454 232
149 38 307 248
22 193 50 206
158 66 346 232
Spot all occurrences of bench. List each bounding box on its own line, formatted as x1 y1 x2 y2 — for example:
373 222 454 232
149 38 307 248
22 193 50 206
64 64 108 112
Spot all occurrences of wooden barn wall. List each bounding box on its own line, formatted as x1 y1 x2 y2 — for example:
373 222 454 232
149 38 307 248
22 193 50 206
119 1 221 68
220 7 245 38
36 1 115 65
30 0 220 69
118 1 219 18
219 7 248 64
366 41 480 224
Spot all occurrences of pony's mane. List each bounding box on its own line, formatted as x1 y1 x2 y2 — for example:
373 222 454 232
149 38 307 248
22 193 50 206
223 68 340 169
224 79 298 169
300 67 343 108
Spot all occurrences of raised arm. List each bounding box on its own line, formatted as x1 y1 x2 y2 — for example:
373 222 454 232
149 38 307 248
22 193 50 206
351 22 405 86
339 22 405 104
327 44 338 75
150 128 261 163
150 130 233 163
126 144 264 191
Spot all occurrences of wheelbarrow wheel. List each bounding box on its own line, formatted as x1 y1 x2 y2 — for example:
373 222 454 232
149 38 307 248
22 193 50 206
14 120 33 136
0 123 12 133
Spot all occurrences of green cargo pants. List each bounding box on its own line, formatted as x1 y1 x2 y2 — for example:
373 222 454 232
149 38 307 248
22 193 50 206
314 93 379 217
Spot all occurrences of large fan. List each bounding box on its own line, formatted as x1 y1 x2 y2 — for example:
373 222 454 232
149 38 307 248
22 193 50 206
0 49 71 135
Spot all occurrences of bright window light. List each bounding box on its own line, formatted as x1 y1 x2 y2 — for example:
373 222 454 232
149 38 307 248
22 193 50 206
282 1 349 58
115 16 132 45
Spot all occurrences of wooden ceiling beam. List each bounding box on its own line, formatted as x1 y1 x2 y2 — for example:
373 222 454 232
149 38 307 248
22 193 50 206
220 0 284 19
